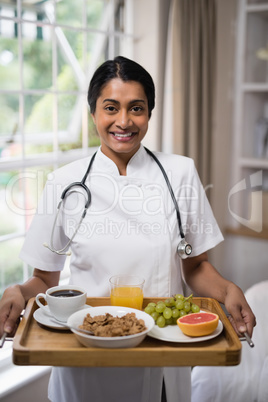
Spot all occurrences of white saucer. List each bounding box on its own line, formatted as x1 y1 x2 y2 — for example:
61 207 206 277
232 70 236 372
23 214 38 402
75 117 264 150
33 305 91 330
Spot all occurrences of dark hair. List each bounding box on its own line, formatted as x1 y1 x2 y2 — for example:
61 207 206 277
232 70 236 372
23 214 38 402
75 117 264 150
87 56 155 118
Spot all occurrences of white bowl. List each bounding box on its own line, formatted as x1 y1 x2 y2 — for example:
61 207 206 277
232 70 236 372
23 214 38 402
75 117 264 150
67 306 154 348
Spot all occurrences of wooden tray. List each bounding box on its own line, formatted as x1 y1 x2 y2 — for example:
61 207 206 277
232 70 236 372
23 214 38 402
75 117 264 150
13 297 241 367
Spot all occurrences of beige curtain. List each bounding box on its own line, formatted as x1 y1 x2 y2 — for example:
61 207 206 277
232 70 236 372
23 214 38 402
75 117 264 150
162 0 216 187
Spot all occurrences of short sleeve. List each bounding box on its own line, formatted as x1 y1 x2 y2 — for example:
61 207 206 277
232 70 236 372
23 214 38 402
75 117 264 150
19 174 68 271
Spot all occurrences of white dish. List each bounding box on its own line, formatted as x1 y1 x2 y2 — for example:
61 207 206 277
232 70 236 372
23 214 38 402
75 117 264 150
33 305 90 330
67 306 155 348
148 319 223 343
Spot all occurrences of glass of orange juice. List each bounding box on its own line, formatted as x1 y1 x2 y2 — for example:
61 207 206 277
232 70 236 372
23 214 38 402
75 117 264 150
109 275 145 310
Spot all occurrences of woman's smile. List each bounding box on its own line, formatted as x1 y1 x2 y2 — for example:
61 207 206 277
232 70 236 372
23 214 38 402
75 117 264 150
110 131 137 139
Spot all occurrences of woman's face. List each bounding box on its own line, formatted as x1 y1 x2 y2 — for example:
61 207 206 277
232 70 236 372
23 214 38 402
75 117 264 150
91 78 149 164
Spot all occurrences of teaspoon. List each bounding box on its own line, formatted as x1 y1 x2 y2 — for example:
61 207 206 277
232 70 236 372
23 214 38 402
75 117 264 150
50 319 94 335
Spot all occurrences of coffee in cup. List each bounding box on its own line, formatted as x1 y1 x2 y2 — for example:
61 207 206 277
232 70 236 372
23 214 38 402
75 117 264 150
36 285 87 322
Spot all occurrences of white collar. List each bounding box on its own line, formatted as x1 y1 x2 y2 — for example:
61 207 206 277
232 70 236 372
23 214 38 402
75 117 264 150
93 145 149 177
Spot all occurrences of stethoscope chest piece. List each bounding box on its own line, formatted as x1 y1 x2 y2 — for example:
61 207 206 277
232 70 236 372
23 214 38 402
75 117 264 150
177 239 192 259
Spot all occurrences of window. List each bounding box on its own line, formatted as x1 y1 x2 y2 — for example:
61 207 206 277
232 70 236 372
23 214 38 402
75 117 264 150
0 0 134 300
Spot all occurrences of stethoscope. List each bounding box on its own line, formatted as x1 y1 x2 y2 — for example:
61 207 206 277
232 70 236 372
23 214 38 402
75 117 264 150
43 147 192 259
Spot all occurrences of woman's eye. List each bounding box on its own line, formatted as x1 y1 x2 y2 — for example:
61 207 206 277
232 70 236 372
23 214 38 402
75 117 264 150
131 106 143 112
105 106 117 112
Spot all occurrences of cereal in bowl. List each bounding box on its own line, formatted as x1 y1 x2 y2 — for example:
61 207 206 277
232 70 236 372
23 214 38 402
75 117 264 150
79 312 147 337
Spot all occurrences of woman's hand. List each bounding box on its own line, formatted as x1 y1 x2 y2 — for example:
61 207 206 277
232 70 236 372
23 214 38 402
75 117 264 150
224 282 256 337
0 269 60 337
0 285 25 337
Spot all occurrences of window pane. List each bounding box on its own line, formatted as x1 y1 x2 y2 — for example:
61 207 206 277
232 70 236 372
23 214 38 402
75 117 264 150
0 171 24 236
24 94 54 155
57 95 100 150
21 5 50 24
86 32 107 70
0 26 20 90
0 94 22 160
2 166 52 236
22 166 52 230
56 0 84 28
61 29 83 63
22 23 52 90
0 5 15 19
86 0 107 29
57 31 82 89
58 93 82 151
56 0 107 30
0 238 25 297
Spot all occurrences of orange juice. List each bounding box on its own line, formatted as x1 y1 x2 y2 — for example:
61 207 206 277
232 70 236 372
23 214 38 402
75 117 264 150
110 286 144 310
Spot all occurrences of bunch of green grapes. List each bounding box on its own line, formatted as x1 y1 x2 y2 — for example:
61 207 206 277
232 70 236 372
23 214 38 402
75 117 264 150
144 294 200 328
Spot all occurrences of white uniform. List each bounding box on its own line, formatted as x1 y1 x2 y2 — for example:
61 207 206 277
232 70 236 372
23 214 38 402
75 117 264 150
20 145 223 402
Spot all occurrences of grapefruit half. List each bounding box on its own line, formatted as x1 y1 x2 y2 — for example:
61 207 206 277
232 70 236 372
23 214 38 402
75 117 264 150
177 312 219 337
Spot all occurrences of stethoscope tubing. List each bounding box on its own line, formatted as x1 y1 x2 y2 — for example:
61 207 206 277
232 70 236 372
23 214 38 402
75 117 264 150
144 147 185 240
44 148 192 257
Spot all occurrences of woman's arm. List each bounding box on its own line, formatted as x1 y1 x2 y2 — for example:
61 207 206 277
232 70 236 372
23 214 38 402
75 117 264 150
0 269 60 336
182 252 256 337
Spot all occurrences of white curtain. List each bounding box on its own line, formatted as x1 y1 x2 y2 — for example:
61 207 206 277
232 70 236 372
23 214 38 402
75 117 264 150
162 0 216 187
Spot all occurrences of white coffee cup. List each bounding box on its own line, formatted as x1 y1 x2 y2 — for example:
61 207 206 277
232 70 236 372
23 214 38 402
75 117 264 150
36 285 87 322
